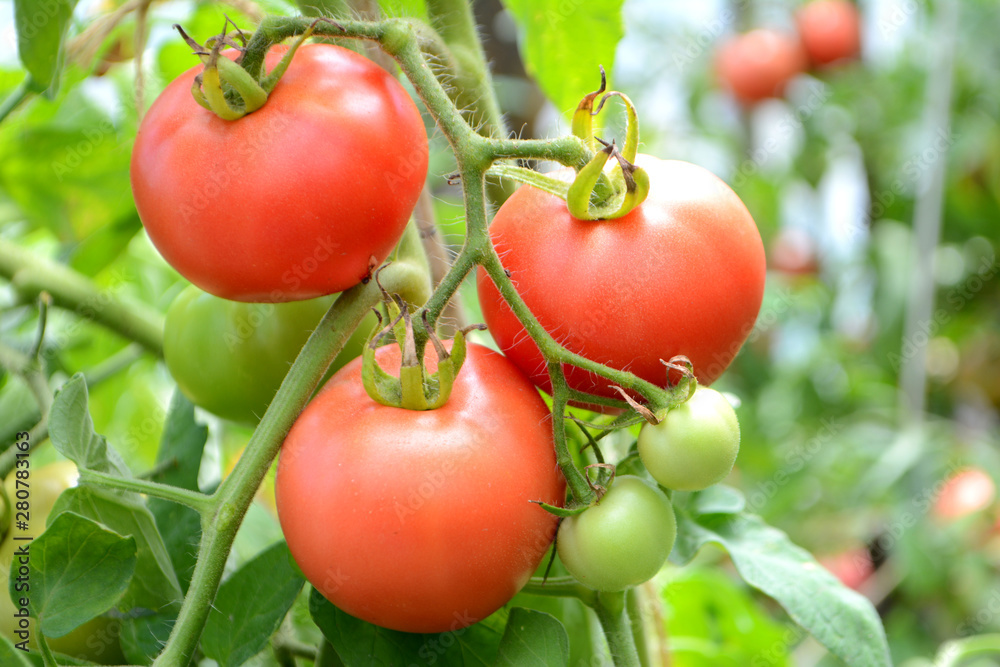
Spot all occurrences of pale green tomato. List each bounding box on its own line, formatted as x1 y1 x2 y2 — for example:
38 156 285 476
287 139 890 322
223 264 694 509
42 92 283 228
557 476 676 591
637 386 740 491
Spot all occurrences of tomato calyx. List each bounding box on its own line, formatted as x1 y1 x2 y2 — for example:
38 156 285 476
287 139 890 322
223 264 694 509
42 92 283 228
174 18 336 121
485 68 650 220
533 463 616 518
362 277 485 410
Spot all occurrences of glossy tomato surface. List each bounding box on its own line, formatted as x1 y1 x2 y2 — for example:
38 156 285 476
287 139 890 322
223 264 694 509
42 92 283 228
477 156 766 401
715 29 807 105
796 0 861 67
131 44 428 302
275 343 565 633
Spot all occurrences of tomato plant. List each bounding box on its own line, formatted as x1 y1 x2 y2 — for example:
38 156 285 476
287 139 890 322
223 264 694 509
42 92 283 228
274 342 565 633
0 461 125 663
714 29 807 105
796 0 862 68
637 385 741 492
556 476 676 592
163 285 377 423
131 43 428 302
477 156 766 400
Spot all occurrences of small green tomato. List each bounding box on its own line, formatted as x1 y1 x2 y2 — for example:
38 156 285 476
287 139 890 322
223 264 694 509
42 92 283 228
637 385 740 491
556 476 676 592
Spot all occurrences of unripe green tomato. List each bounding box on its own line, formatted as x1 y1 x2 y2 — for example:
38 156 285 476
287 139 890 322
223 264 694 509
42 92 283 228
637 385 740 491
1 461 125 663
164 286 378 424
557 476 676 591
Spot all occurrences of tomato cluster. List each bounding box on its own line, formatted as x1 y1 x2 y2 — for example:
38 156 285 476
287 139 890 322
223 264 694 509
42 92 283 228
715 0 861 106
133 27 763 635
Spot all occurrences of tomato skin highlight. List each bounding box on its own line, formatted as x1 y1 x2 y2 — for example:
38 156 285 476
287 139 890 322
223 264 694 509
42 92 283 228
131 44 428 302
557 476 676 592
796 0 861 68
715 29 807 105
275 343 565 633
477 156 766 401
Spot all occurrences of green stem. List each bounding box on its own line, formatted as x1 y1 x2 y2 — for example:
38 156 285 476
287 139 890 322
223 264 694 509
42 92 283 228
522 575 597 606
594 591 641 667
151 269 412 667
0 238 164 356
37 631 58 667
548 363 594 504
0 341 52 416
936 634 1000 667
0 77 32 125
79 469 214 515
626 587 650 667
424 0 506 138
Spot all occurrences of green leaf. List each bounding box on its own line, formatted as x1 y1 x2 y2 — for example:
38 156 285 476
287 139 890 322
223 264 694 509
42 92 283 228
49 374 131 478
148 391 208 593
310 588 509 665
501 0 625 114
53 487 183 614
0 633 33 666
202 541 306 667
13 0 78 96
119 602 182 666
673 499 891 667
690 485 746 516
10 512 135 639
494 607 569 667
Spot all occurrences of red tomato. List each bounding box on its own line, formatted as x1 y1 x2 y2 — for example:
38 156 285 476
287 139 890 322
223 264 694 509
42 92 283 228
275 343 565 633
131 44 428 302
933 468 996 521
796 0 861 68
715 29 807 105
477 156 765 402
819 546 873 591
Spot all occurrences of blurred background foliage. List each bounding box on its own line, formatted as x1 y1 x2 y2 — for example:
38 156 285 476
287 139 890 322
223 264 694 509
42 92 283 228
1 0 999 665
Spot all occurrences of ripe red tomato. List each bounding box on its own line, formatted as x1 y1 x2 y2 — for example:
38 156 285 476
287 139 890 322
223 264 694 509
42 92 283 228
131 44 428 302
796 0 861 68
819 546 873 591
477 156 765 402
275 343 565 633
715 29 807 105
933 468 996 521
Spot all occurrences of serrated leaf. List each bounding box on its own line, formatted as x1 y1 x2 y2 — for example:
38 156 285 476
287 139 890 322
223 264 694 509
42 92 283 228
0 633 33 666
310 587 509 665
49 374 131 478
10 512 135 639
672 504 891 667
202 541 305 667
502 0 625 114
495 607 569 667
53 487 182 614
13 0 78 95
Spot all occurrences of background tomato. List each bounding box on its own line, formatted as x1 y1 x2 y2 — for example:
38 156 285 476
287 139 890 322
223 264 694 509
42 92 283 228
557 476 676 592
796 0 862 68
933 468 996 521
0 461 125 663
275 342 565 633
477 156 766 402
637 386 741 491
715 29 807 105
164 286 379 424
131 43 428 302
